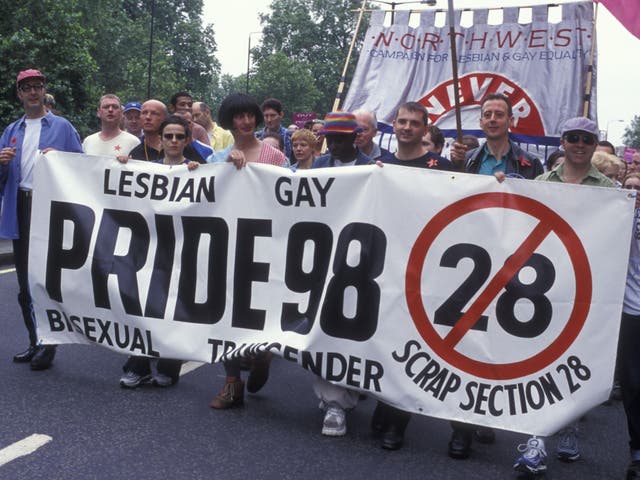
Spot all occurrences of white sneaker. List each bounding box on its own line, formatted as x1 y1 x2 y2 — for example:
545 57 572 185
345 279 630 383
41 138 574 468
556 427 580 462
119 371 151 389
514 436 547 474
152 372 175 387
322 406 347 436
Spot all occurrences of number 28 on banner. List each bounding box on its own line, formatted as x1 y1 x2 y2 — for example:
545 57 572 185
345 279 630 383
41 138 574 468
405 193 592 381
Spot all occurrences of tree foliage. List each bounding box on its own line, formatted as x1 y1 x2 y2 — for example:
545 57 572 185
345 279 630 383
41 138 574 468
251 0 367 118
248 53 322 124
623 115 640 149
0 0 220 137
0 0 99 133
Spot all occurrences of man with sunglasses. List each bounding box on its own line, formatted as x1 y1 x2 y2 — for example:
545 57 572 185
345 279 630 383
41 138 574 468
0 69 83 370
511 117 613 476
535 117 614 187
117 115 198 389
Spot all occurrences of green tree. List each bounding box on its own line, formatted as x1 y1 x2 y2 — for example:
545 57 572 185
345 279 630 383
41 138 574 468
0 0 99 134
210 73 246 116
248 52 322 125
252 0 368 116
0 0 220 137
82 0 220 105
623 115 640 149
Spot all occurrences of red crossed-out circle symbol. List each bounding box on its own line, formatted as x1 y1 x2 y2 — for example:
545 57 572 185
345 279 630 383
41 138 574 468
405 192 592 380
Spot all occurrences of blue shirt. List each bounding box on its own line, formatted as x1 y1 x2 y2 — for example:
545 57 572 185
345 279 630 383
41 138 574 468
477 144 506 176
0 111 83 238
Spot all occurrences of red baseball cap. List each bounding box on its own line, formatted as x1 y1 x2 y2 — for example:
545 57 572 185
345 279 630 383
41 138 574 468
16 69 46 85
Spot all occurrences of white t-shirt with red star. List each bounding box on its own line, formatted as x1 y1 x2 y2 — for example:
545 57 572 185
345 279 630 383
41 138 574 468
82 130 140 157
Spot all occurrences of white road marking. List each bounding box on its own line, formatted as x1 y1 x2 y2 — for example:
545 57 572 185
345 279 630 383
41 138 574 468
0 434 52 467
0 267 16 275
180 361 205 376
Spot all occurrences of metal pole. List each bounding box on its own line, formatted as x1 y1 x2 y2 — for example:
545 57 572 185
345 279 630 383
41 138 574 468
582 2 598 117
246 35 251 94
447 0 463 143
146 0 155 99
246 32 261 95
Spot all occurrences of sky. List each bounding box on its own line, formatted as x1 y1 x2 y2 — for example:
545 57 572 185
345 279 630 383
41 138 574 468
202 0 640 146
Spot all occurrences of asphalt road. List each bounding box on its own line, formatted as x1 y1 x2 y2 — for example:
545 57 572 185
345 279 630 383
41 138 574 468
0 266 632 480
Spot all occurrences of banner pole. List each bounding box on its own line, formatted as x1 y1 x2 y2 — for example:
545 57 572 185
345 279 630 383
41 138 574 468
332 0 368 112
582 1 598 117
447 0 463 142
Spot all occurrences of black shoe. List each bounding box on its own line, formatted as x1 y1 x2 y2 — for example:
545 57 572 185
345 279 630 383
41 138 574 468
380 407 410 450
448 430 472 459
381 425 405 450
13 345 38 363
474 426 496 444
246 352 271 393
371 402 388 434
30 346 56 371
628 460 640 479
612 382 623 402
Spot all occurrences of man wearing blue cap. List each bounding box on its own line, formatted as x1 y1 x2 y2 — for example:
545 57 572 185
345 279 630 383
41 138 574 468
0 68 83 370
123 101 142 137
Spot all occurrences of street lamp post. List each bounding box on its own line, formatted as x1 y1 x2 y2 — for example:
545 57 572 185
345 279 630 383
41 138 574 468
246 31 262 95
147 0 156 99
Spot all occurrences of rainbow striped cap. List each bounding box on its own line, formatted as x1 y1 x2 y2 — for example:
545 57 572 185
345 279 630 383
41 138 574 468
318 111 363 136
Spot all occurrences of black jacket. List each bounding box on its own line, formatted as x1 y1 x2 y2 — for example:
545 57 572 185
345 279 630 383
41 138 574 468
465 139 543 179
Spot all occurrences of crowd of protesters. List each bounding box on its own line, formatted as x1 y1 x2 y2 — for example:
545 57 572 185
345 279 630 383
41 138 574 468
1 67 639 479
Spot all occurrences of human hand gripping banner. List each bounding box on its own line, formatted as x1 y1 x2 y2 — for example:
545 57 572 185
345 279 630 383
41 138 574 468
30 152 633 436
343 1 595 145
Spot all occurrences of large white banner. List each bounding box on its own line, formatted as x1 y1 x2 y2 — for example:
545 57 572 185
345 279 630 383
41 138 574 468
343 1 595 145
30 152 633 436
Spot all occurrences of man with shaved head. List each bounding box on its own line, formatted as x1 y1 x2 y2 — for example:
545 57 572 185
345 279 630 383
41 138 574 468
128 99 168 161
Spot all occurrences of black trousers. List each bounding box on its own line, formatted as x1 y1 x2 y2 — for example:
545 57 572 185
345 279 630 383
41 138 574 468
620 312 640 452
13 189 38 346
123 356 182 382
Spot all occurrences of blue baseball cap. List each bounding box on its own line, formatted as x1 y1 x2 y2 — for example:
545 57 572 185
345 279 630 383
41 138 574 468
124 101 142 112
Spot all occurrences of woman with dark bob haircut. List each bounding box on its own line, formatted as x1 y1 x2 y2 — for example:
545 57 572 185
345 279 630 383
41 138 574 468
211 93 287 169
217 92 264 132
209 93 287 410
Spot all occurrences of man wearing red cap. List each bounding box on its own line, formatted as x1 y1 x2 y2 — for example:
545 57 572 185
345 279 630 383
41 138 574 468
0 69 83 370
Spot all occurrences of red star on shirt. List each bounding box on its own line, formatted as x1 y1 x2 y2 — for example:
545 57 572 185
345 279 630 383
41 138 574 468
114 145 122 152
427 159 438 168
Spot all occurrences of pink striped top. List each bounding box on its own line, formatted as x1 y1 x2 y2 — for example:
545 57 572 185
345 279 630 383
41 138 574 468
256 143 287 167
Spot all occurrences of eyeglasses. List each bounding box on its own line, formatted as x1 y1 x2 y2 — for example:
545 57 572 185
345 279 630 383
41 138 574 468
564 133 596 145
624 184 640 191
163 133 186 141
19 84 44 93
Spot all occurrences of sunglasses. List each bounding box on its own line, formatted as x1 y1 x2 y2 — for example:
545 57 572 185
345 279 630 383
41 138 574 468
19 84 45 93
163 133 186 141
564 132 596 145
